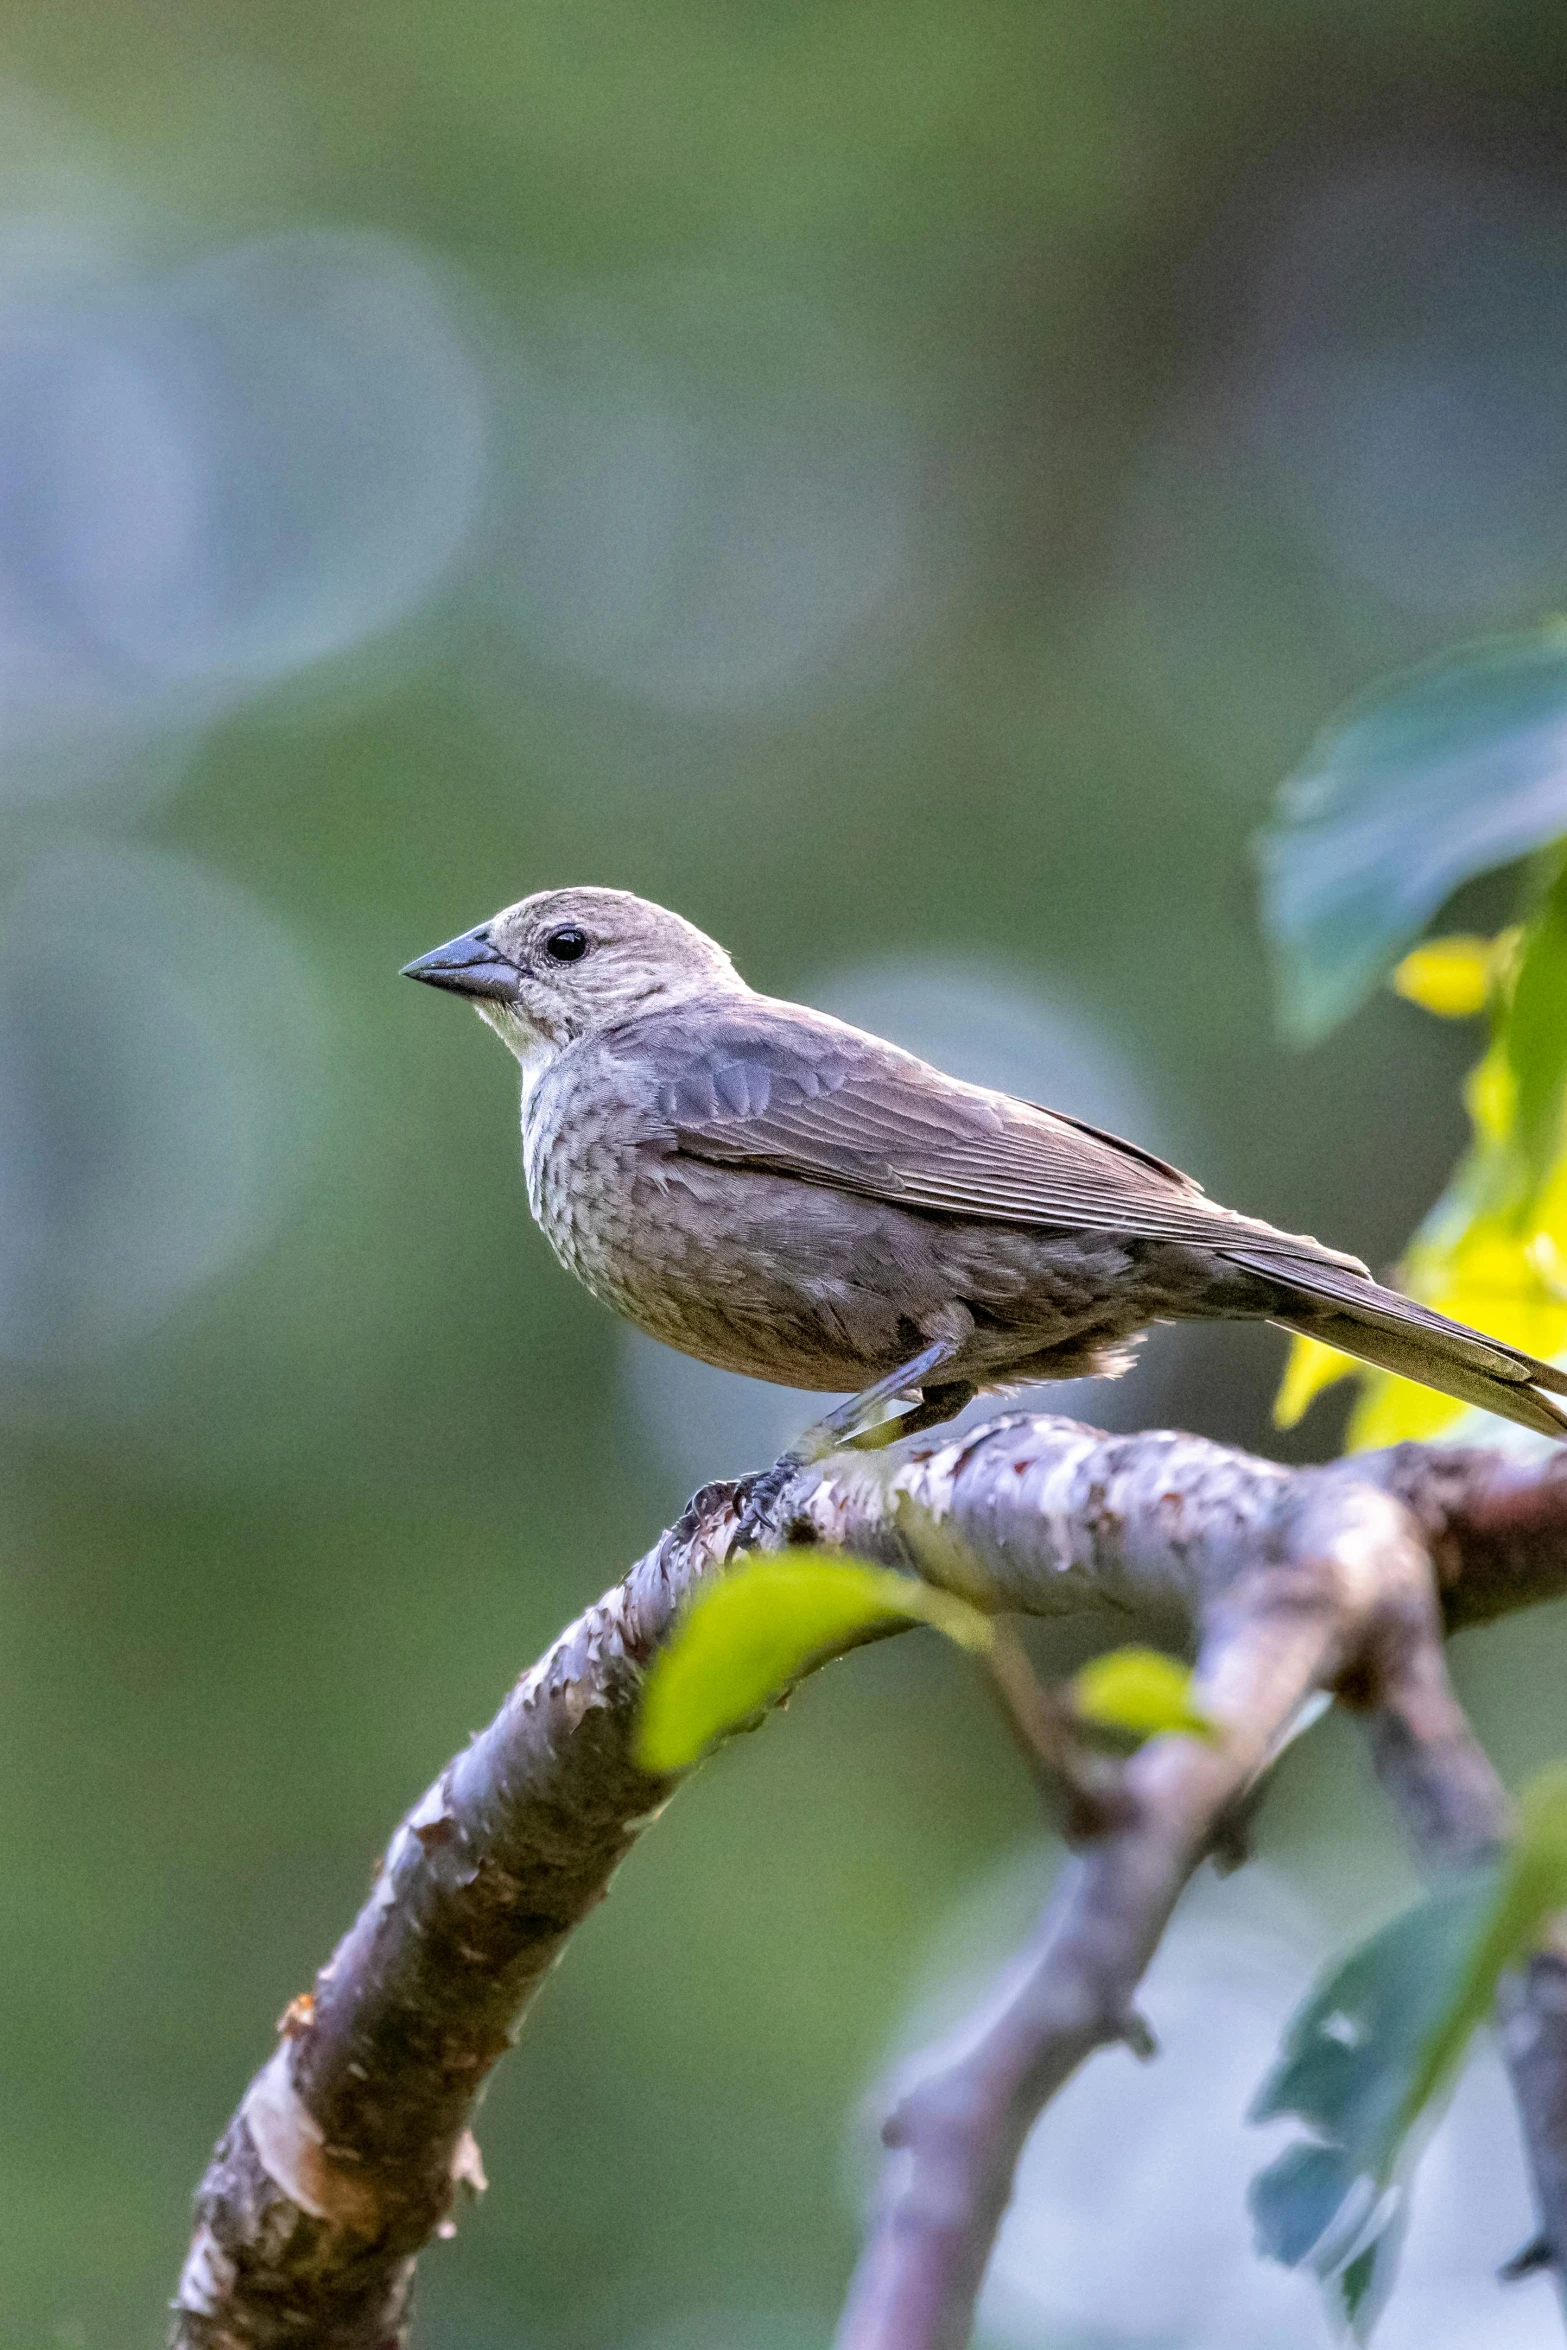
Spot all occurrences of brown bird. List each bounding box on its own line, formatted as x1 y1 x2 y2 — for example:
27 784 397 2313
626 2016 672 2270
404 886 1567 1457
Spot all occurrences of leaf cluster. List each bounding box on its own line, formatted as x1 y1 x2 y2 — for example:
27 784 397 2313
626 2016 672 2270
638 1555 1567 2344
634 1550 1211 1776
1260 626 1567 1445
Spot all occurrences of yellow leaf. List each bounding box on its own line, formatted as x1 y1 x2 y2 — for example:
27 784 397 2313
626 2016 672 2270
1274 1332 1357 1430
1282 896 1567 1449
1462 1043 1517 1148
1340 1210 1567 1450
1345 1374 1467 1450
1392 936 1495 1018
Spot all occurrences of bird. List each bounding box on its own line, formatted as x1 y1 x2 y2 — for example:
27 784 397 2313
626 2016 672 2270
403 885 1567 1461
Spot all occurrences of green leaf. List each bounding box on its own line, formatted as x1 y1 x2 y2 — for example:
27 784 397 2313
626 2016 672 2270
633 1554 993 1774
1501 862 1567 1200
1335 2221 1406 2346
1257 625 1567 1042
1250 1875 1496 2177
1250 2150 1404 2344
1400 1762 1567 2131
1247 1878 1492 2335
1068 1646 1217 1743
1249 1762 1567 2338
1249 2143 1365 2269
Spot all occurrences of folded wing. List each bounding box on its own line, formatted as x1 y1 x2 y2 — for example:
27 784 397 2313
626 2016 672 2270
642 1005 1567 1432
648 1010 1337 1255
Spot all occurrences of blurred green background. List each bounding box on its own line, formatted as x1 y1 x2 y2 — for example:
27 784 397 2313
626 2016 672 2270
4 4 1567 2346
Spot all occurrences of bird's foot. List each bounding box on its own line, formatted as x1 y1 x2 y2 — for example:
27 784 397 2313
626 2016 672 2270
730 1452 807 1554
728 1354 976 1557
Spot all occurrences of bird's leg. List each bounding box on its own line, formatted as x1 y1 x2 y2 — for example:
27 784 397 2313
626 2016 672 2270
794 1337 969 1461
732 1340 970 1555
877 1376 977 1442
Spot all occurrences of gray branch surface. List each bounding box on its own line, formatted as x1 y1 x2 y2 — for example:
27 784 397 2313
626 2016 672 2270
169 1417 1567 2350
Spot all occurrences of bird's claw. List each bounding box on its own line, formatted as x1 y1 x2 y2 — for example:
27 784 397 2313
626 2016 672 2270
730 1453 806 1554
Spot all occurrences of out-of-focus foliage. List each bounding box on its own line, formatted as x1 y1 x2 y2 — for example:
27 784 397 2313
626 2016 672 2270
1274 827 1567 1442
634 1557 992 1774
1249 1764 1567 2341
1265 633 1567 1447
1068 1646 1217 1745
1391 934 1512 1022
637 1559 1211 1774
1258 628 1567 1044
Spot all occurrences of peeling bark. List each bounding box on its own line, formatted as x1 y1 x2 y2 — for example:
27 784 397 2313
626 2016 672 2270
169 1419 1567 2350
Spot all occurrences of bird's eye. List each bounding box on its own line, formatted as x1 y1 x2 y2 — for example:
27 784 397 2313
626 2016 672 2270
543 924 591 965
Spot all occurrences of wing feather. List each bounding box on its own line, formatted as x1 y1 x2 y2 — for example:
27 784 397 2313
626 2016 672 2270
638 1006 1354 1262
616 998 1567 1422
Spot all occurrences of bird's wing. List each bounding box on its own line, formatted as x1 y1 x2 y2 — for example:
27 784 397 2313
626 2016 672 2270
627 1006 1567 1429
640 1011 1360 1265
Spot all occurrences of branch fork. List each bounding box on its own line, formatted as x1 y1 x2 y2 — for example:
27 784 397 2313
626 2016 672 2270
170 1418 1567 2350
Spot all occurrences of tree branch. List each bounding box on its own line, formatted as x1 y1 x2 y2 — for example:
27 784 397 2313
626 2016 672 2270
833 1463 1435 2350
169 1418 1567 2350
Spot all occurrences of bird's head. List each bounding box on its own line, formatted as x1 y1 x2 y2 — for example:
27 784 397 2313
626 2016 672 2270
403 886 746 1060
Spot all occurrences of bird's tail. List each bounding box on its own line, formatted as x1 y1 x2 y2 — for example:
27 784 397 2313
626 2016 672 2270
1219 1245 1567 1442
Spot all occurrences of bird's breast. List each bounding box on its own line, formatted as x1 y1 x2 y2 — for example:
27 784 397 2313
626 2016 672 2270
521 1068 671 1323
515 1044 1164 1391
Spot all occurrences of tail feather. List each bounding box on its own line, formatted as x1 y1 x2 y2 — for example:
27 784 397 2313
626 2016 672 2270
1219 1245 1567 1442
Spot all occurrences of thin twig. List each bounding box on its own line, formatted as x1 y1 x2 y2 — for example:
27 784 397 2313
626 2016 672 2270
976 1627 1130 1839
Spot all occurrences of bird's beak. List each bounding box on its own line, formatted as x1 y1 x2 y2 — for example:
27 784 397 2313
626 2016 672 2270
401 927 523 1003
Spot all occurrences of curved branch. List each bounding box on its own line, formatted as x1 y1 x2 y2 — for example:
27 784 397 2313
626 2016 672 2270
169 1418 1567 2350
